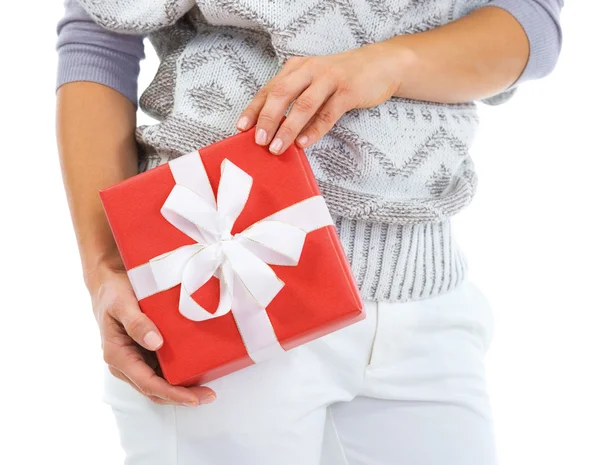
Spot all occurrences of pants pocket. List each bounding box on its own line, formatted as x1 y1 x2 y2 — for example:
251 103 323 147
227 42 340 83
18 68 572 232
364 281 494 416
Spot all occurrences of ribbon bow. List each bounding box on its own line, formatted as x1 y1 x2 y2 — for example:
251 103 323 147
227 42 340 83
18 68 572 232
127 153 333 362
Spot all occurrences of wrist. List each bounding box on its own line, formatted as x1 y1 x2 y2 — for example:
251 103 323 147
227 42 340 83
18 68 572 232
83 252 126 296
383 36 421 99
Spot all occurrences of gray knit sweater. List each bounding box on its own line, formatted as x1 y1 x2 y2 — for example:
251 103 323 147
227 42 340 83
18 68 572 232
57 0 563 302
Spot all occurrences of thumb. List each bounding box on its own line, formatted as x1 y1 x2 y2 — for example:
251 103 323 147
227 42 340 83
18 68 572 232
110 300 164 351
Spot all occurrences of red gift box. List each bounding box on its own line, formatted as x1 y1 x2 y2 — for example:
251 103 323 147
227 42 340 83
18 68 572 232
100 128 364 386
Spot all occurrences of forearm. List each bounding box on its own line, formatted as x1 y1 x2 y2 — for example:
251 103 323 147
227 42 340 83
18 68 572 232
390 6 530 103
56 82 138 291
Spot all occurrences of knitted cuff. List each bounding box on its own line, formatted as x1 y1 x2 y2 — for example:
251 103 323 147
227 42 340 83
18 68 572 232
56 43 141 105
488 0 562 85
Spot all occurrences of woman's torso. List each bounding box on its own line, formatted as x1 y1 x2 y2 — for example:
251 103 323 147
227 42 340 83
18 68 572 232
82 0 489 223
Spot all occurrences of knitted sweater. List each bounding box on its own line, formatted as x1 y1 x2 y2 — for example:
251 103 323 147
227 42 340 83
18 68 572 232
57 0 563 302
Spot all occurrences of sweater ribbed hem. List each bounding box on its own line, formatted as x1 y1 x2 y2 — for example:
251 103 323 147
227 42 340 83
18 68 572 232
332 216 466 302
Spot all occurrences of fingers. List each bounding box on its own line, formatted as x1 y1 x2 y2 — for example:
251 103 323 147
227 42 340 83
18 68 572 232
140 347 159 370
108 366 178 406
187 385 218 403
236 56 305 133
105 339 216 406
295 92 350 149
242 69 313 149
237 56 355 154
253 70 313 149
109 299 164 351
97 273 217 408
268 78 336 154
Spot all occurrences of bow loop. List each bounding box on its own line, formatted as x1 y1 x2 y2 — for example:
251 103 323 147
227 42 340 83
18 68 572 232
179 244 233 321
221 240 285 307
126 153 335 363
237 221 306 266
149 243 203 291
157 158 290 323
217 159 253 233
161 185 222 243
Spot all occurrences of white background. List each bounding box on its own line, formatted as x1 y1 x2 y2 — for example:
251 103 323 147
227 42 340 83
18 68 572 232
1 2 598 464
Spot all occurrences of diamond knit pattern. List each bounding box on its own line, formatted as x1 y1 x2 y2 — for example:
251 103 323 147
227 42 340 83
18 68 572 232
80 0 492 301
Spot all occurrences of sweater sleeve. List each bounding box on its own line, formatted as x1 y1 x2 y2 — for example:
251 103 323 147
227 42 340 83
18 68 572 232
56 0 145 105
480 0 563 105
489 0 564 84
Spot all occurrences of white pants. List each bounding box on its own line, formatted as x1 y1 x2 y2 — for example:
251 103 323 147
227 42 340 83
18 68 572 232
103 281 497 465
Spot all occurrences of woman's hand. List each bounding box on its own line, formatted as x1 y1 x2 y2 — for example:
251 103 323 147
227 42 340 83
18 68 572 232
89 264 216 407
236 6 533 152
58 83 216 407
236 41 409 155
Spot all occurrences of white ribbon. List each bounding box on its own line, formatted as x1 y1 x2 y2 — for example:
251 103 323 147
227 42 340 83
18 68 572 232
127 152 334 363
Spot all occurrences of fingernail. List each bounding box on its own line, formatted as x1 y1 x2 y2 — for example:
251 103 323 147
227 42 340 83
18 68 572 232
183 401 198 408
296 135 309 147
255 128 267 145
143 331 163 350
200 393 216 405
269 137 283 154
237 116 249 130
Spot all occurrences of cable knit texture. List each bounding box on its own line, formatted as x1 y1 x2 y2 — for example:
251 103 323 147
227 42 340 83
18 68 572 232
71 0 546 301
